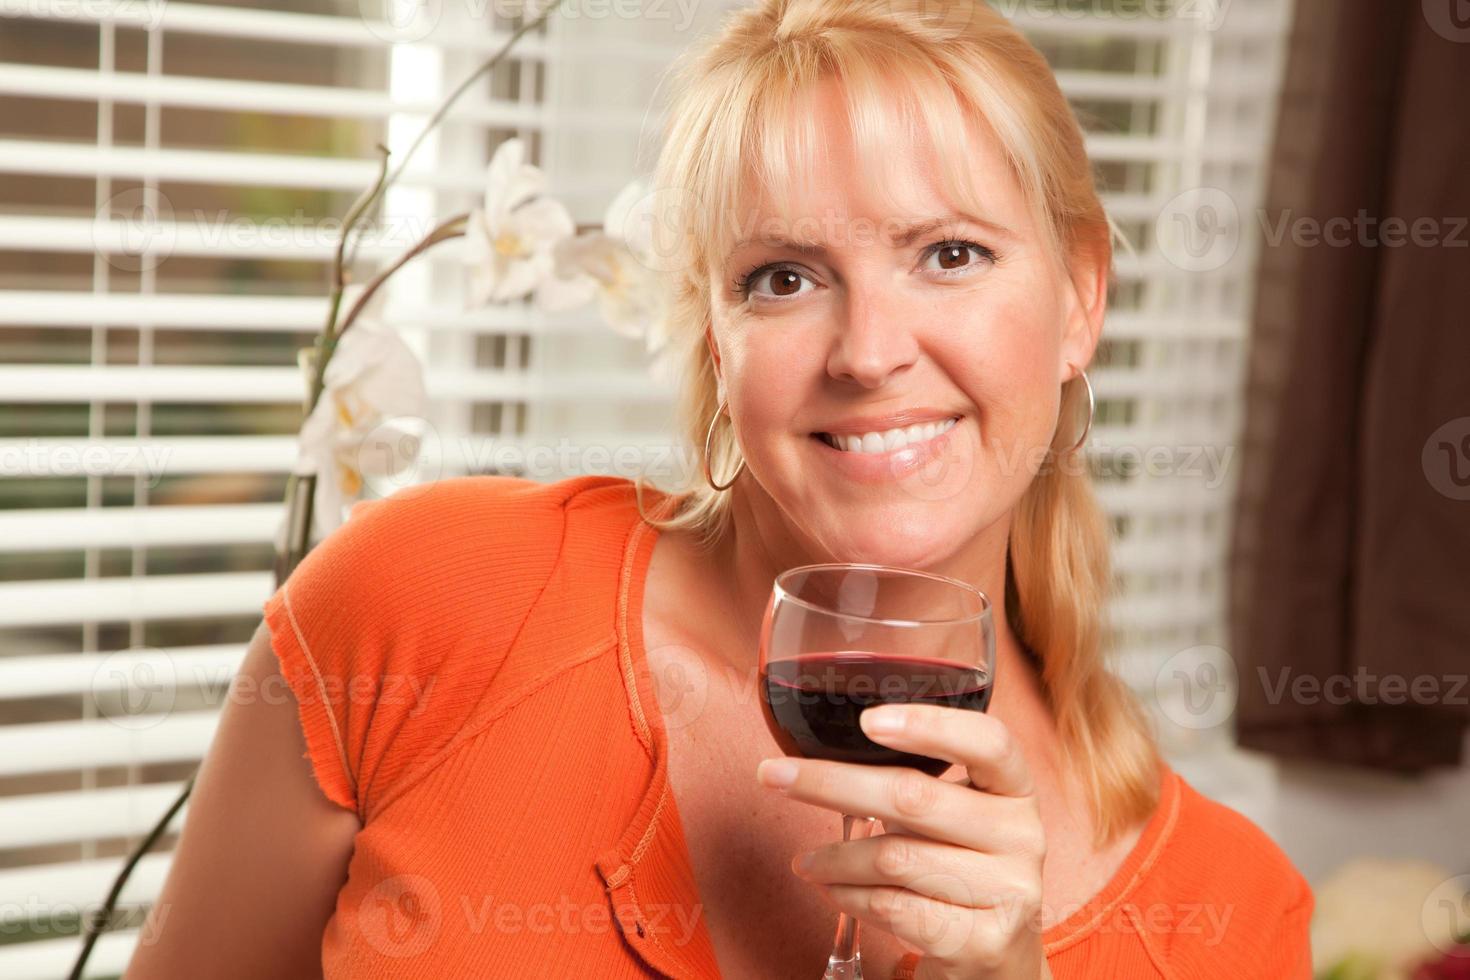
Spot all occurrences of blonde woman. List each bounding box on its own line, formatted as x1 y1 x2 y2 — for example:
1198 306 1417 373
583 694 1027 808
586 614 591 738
126 2 1313 979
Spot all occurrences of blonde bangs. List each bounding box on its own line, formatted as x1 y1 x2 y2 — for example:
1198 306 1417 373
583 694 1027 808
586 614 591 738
672 26 1063 289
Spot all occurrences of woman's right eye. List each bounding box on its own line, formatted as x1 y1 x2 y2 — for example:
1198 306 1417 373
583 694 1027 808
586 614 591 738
742 266 815 301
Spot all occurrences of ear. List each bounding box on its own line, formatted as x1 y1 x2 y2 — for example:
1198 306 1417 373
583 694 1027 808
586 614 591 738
704 321 724 391
1058 241 1109 383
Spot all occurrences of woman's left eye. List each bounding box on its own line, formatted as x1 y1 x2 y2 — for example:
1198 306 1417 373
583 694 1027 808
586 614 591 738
922 240 998 275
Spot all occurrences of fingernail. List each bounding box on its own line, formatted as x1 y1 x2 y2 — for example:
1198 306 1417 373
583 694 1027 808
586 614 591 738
792 851 815 875
757 758 798 788
861 706 905 735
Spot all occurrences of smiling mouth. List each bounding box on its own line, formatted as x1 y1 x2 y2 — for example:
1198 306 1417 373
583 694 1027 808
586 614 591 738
815 416 961 455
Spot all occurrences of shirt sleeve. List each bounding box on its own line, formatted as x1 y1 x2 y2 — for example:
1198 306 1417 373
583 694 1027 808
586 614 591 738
1258 870 1315 979
1210 819 1315 980
1156 783 1318 980
261 475 567 820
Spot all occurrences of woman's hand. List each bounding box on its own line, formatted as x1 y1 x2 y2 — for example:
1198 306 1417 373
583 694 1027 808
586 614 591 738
755 702 1049 980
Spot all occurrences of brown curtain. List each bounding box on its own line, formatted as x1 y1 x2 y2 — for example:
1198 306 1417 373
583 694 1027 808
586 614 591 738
1229 0 1470 772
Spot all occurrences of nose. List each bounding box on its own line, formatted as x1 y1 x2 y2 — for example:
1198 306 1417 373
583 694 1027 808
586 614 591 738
825 279 921 389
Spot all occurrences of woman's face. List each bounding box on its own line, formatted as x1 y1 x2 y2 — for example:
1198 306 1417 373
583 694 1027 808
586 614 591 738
708 80 1105 570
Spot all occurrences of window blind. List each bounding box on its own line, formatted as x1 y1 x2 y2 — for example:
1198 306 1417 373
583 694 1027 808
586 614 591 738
0 0 1296 975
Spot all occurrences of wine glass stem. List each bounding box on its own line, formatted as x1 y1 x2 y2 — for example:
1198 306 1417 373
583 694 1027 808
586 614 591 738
824 813 879 980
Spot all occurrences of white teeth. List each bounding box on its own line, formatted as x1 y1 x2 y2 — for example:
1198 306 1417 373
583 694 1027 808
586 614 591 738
821 417 957 455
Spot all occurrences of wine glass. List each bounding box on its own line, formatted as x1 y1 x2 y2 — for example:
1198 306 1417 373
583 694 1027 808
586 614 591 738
757 562 995 980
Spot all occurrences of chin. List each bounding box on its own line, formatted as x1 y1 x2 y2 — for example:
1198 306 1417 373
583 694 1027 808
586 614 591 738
814 512 965 571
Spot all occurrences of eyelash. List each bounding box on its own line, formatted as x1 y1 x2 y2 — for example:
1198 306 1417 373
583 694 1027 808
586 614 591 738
729 239 1001 300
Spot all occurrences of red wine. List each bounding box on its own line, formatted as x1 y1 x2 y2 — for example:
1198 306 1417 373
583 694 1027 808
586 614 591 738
759 651 992 777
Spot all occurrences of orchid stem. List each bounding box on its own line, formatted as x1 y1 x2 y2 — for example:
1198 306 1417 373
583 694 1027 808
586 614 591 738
336 213 470 338
342 0 568 270
287 1 569 571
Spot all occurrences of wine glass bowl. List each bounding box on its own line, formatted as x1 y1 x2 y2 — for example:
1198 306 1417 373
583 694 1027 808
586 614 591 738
756 563 996 979
760 651 993 777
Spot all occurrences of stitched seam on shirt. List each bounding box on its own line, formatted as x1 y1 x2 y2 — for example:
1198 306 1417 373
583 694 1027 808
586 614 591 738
367 631 618 823
611 479 687 762
502 488 573 684
280 579 360 805
1283 881 1313 920
1124 903 1176 980
629 780 670 866
605 483 688 977
367 483 574 820
618 513 655 754
1041 772 1182 956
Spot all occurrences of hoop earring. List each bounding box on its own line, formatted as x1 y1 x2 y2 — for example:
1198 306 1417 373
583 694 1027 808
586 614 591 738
702 396 746 492
1062 362 1096 454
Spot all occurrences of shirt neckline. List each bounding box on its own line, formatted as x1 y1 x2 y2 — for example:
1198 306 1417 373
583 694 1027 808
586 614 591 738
609 482 1181 968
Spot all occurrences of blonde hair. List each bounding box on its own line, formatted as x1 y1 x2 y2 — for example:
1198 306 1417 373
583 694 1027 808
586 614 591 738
631 0 1161 847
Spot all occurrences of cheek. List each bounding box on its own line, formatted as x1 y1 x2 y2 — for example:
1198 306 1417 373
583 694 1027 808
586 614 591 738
931 293 1063 447
946 289 1064 382
725 328 820 425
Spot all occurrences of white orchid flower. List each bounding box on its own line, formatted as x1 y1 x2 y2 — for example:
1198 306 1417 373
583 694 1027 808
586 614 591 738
464 137 578 310
281 318 429 547
550 177 669 350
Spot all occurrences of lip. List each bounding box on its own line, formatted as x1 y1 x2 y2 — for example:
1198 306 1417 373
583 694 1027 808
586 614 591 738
814 409 961 438
809 415 964 485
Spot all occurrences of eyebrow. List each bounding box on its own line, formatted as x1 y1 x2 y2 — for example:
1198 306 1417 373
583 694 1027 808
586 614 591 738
722 212 1014 267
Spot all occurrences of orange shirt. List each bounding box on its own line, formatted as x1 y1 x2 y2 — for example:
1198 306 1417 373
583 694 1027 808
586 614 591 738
263 474 1314 978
